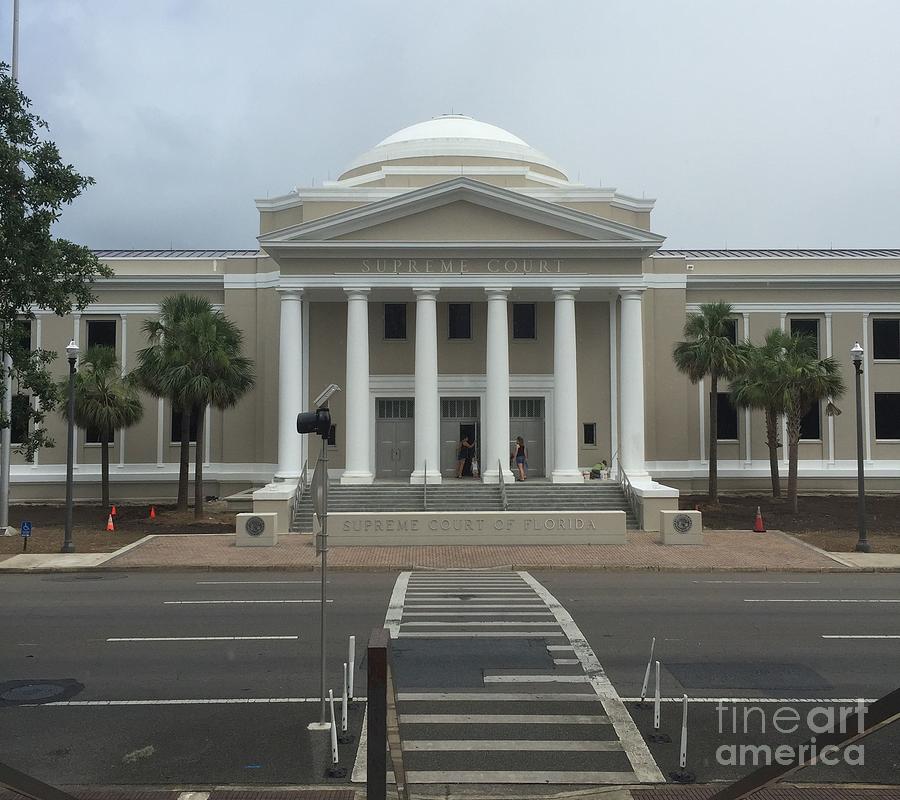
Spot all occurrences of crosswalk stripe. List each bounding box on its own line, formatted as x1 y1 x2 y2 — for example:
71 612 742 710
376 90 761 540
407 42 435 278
404 771 638 785
403 740 623 751
400 621 560 627
397 631 566 638
483 675 590 683
401 612 554 617
401 714 609 724
397 692 603 701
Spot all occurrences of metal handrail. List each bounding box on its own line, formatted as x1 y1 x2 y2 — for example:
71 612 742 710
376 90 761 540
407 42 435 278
291 460 309 519
618 465 640 528
423 461 428 512
498 459 509 511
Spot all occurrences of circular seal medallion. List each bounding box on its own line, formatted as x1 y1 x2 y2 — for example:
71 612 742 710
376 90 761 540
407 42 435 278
246 516 266 536
673 514 693 534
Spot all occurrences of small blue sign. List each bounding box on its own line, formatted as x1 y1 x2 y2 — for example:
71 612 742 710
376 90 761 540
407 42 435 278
20 521 32 538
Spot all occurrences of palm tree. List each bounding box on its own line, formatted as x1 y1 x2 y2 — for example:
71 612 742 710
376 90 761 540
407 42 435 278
780 333 845 513
673 302 743 503
134 295 215 511
730 329 791 498
162 308 255 518
65 346 143 509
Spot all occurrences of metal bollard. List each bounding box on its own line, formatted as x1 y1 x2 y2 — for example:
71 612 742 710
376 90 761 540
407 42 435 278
647 660 671 744
326 689 347 778
348 634 356 699
338 661 354 744
668 694 696 783
635 636 656 708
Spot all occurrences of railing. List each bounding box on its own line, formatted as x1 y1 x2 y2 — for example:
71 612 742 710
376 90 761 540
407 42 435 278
619 465 640 528
291 460 309 520
423 461 428 512
498 459 509 511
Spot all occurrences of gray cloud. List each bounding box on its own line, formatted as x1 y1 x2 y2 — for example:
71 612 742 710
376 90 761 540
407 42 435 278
7 0 899 249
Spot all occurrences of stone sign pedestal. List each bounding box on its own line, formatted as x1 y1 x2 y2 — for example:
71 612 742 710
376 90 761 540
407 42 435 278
236 512 279 546
658 510 703 544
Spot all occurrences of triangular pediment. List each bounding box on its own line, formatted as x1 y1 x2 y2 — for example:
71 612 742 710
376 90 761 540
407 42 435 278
259 177 664 252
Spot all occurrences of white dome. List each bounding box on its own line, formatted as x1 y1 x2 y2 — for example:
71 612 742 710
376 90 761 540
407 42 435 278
340 114 568 180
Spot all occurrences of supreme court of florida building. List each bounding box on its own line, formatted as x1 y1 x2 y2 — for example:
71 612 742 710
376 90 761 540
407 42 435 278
10 114 900 524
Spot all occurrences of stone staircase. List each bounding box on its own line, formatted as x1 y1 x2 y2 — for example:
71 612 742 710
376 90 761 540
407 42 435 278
291 479 638 532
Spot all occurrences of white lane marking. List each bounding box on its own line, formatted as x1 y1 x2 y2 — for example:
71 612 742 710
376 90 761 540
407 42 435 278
620 697 877 703
401 604 547 609
350 705 368 783
32 697 365 706
106 636 299 642
178 792 210 800
404 771 636 785
195 580 324 585
403 593 535 597
547 645 575 651
386 570 410 638
397 631 565 638
397 692 602 702
822 635 900 639
403 740 623 751
401 714 609 724
401 612 554 617
483 675 590 684
693 580 821 584
520 570 665 784
553 658 581 665
163 600 332 605
744 599 900 603
400 621 560 627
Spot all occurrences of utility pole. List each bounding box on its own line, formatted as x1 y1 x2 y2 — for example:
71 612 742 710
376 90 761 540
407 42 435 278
0 0 22 535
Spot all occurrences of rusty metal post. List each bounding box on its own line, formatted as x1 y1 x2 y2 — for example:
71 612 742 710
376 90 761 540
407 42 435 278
367 627 388 800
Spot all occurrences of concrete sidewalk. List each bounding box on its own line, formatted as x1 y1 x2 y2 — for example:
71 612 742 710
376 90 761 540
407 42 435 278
0 529 862 572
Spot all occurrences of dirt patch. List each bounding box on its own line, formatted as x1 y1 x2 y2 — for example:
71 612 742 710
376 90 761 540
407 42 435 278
682 493 900 553
0 501 234 556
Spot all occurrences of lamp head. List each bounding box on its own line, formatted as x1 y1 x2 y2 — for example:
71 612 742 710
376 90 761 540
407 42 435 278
850 341 864 365
65 340 79 361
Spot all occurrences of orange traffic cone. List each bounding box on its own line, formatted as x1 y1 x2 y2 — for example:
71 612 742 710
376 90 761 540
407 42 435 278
149 505 156 520
753 506 766 533
110 505 117 517
106 513 115 532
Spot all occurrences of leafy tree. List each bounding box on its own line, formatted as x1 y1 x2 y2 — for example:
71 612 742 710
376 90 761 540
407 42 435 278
0 62 112 460
135 296 255 517
780 333 845 513
673 302 743 503
730 329 791 498
64 346 143 509
134 295 211 511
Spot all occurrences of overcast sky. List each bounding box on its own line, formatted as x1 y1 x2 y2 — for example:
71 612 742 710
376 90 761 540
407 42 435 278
5 0 899 250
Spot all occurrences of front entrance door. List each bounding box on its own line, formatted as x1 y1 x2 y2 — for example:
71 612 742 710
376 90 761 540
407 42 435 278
440 397 481 478
376 398 414 479
510 397 545 477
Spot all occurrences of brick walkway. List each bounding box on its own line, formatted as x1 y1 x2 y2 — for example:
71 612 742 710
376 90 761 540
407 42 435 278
102 530 844 571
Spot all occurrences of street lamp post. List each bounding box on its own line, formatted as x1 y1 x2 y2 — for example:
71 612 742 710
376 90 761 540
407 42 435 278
61 340 79 554
850 342 870 553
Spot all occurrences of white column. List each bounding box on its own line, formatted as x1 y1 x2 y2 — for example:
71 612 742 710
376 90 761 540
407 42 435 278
619 288 647 476
742 312 751 467
608 299 618 479
341 288 374 484
482 288 515 484
411 288 441 485
551 288 583 483
275 289 303 479
118 313 127 468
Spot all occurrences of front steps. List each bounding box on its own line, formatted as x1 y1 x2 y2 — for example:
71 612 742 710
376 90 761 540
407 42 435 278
290 479 637 532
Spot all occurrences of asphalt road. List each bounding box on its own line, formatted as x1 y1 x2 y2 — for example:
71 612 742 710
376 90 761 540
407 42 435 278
1 570 897 789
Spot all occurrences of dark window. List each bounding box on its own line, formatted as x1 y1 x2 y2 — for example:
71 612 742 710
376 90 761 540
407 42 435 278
716 392 738 440
14 320 31 351
10 394 29 444
327 424 337 447
799 403 821 440
86 427 115 444
790 318 819 352
384 303 407 340
87 319 117 350
873 319 900 360
875 393 900 439
512 303 536 339
448 303 471 339
723 318 737 345
583 422 597 446
170 407 199 443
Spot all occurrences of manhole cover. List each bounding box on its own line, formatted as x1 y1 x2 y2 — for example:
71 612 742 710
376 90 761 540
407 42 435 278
0 679 84 705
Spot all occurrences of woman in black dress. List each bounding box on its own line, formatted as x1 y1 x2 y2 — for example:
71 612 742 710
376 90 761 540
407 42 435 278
455 436 475 478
